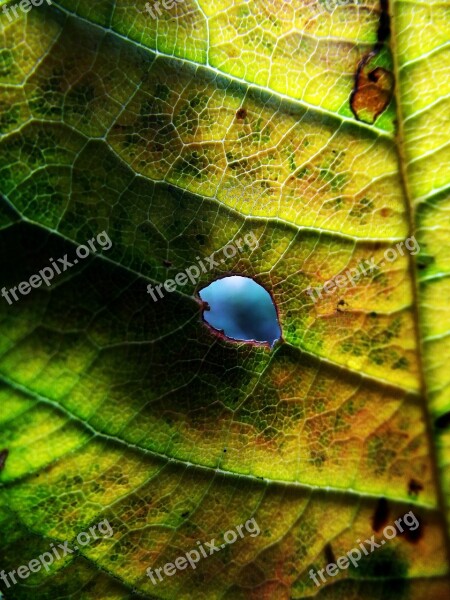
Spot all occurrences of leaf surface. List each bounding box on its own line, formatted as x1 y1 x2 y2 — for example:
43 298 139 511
0 1 449 598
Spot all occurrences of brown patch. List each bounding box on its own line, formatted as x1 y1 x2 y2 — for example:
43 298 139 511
337 299 346 312
372 497 389 531
0 449 9 471
380 208 390 217
351 60 394 124
236 108 247 120
350 1 393 124
408 478 424 497
400 514 423 544
229 158 249 171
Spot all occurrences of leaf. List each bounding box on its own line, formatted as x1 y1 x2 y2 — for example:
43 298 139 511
0 1 449 598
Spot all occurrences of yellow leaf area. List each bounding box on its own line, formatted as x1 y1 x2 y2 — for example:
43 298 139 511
391 0 450 557
0 1 448 599
55 0 394 127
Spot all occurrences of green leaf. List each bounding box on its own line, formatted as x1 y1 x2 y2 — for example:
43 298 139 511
0 1 449 598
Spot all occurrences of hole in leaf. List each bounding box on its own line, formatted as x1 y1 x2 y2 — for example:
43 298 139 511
199 276 281 347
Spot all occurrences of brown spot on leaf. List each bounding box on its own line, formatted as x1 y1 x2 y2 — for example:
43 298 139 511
372 497 389 531
404 527 423 543
337 299 346 312
163 259 173 267
0 449 9 471
400 514 424 544
408 478 424 497
351 60 394 124
236 108 247 120
350 1 393 124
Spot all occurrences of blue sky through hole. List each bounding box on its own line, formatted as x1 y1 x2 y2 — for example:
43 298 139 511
199 276 281 346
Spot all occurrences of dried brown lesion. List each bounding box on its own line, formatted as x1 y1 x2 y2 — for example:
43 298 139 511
350 0 394 124
350 55 394 124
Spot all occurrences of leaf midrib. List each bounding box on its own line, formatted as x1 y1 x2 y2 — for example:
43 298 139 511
388 0 450 563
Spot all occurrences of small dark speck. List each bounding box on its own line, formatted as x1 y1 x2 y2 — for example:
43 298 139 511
223 448 227 453
369 311 377 317
181 511 189 518
0 449 9 471
163 260 173 268
408 478 424 497
435 411 450 430
337 299 346 312
236 108 247 119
